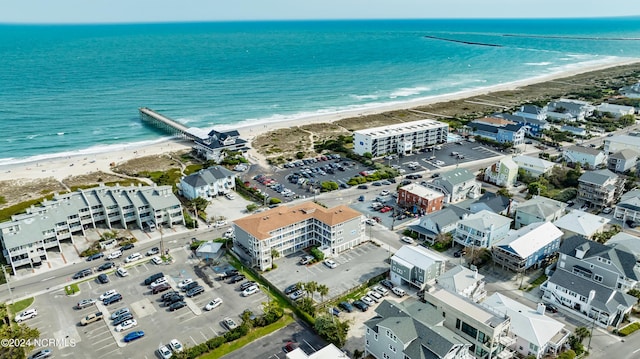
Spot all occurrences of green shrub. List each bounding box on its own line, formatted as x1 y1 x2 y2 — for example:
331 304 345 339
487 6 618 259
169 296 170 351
310 246 325 261
269 198 282 205
618 322 640 336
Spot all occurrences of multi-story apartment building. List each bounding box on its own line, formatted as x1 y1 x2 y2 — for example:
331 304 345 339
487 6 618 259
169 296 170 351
453 210 512 249
397 183 445 215
422 287 514 359
365 299 475 359
541 236 639 328
353 119 449 157
232 202 364 271
492 222 563 272
577 169 625 209
0 184 184 272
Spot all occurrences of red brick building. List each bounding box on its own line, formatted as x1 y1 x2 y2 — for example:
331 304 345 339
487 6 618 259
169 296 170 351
397 183 445 215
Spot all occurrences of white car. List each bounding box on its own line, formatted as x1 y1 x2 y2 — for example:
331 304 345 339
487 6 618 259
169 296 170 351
323 259 338 269
361 295 376 306
116 267 129 277
242 285 260 297
367 290 383 302
223 228 234 239
435 160 445 166
158 345 172 359
225 193 235 200
177 278 194 289
169 339 184 353
365 218 376 226
115 319 137 332
15 308 38 323
106 250 122 259
373 285 389 296
214 220 227 227
149 277 168 289
125 252 141 263
151 256 163 265
380 190 390 196
205 298 223 311
401 236 415 244
99 289 118 300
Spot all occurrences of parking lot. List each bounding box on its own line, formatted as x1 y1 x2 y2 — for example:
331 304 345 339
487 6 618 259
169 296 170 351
263 241 390 301
27 246 268 358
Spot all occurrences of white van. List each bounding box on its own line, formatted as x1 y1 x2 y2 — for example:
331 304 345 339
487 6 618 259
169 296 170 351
107 250 122 260
392 287 406 297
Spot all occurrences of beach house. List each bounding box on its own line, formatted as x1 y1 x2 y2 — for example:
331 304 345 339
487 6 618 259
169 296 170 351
390 245 447 289
514 104 547 121
492 221 563 272
607 149 639 173
495 112 549 138
596 103 636 118
604 134 640 154
436 265 487 303
553 210 610 239
0 184 184 273
514 196 566 229
620 81 640 98
541 236 638 328
613 189 640 224
560 125 587 137
179 165 236 200
545 99 595 122
512 155 556 177
426 168 481 204
453 210 512 249
411 205 471 244
232 202 364 271
192 129 249 163
577 169 625 209
562 145 607 169
352 119 448 157
468 119 526 145
483 157 518 187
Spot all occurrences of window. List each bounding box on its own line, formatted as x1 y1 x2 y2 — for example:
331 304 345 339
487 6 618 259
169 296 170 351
529 343 538 351
594 274 603 283
389 344 396 353
461 322 478 339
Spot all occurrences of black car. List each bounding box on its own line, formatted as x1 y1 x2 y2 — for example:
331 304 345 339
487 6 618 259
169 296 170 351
97 274 109 284
160 291 180 301
338 301 354 313
113 313 134 326
144 272 164 286
73 269 92 280
627 220 638 228
357 184 368 190
182 281 200 292
284 284 298 295
186 286 205 297
164 295 185 305
454 249 466 258
380 279 394 289
545 303 559 313
97 262 115 272
353 300 369 312
120 243 135 251
229 275 245 284
86 253 104 261
169 301 187 311
239 281 257 291
103 293 123 306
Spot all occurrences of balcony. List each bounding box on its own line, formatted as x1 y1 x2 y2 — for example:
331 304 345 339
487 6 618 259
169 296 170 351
496 348 516 359
498 335 516 347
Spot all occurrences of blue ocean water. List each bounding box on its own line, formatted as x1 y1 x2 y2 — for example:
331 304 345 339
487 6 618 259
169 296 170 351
1 18 640 165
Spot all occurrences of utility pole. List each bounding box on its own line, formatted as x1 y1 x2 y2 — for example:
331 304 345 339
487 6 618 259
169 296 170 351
2 265 13 304
587 315 596 354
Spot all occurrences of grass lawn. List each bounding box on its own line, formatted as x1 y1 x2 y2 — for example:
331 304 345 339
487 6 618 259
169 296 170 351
65 283 80 295
9 297 34 314
201 314 295 358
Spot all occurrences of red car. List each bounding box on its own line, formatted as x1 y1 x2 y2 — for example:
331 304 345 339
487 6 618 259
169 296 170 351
380 207 392 213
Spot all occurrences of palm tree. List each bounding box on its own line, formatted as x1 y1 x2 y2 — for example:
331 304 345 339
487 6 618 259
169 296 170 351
575 326 591 343
270 248 280 268
317 284 329 303
305 281 318 299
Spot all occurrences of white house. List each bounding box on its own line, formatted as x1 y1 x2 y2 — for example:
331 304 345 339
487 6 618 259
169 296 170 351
454 210 512 248
604 135 640 155
545 99 595 122
596 103 635 118
553 210 610 239
613 189 640 224
426 168 481 204
562 145 607 168
483 157 518 187
436 265 487 303
483 294 570 359
390 245 447 289
179 166 236 200
512 155 556 177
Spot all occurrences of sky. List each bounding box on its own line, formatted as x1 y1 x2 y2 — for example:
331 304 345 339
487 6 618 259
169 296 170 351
2 0 640 24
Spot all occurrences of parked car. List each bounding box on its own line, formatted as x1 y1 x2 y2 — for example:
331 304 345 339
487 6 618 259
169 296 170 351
115 319 138 332
299 255 314 265
152 283 171 294
186 286 205 297
182 281 200 292
103 293 123 305
158 345 172 359
401 236 415 244
323 259 338 269
284 284 298 295
113 313 135 326
454 249 466 258
352 300 369 312
339 301 354 313
97 262 115 271
161 291 180 301
222 317 238 330
86 252 104 261
331 307 341 316
151 256 163 265
392 287 406 297
97 274 109 284
144 272 165 285
177 278 194 289
110 308 130 320
545 303 559 313
116 267 129 277
72 268 92 279
164 295 185 305
150 277 168 289
205 298 223 311
27 349 52 359
146 247 160 256
123 330 145 343
380 280 394 289
169 339 184 353
373 285 389 296
626 220 638 228
169 301 187 311
361 295 376 306
602 207 613 214
229 275 245 283
357 185 368 190
367 291 383 302
289 290 305 301
239 281 257 291
241 285 259 297
15 308 38 322
99 290 119 301
76 298 96 310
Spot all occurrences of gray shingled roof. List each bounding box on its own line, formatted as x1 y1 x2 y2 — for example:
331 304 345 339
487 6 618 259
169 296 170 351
548 268 636 313
516 196 565 219
182 166 234 188
421 206 471 233
566 145 603 156
610 149 639 160
578 169 618 186
440 168 476 186
559 236 639 281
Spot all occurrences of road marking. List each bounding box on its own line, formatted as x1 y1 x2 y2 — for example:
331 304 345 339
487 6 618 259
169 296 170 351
209 326 217 335
95 342 116 351
189 335 198 345
633 347 640 354
92 336 113 346
86 281 92 290
41 276 56 282
180 315 199 324
98 348 121 358
200 331 208 340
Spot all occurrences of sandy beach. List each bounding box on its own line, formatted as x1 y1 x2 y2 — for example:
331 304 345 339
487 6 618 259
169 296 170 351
1 56 639 184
